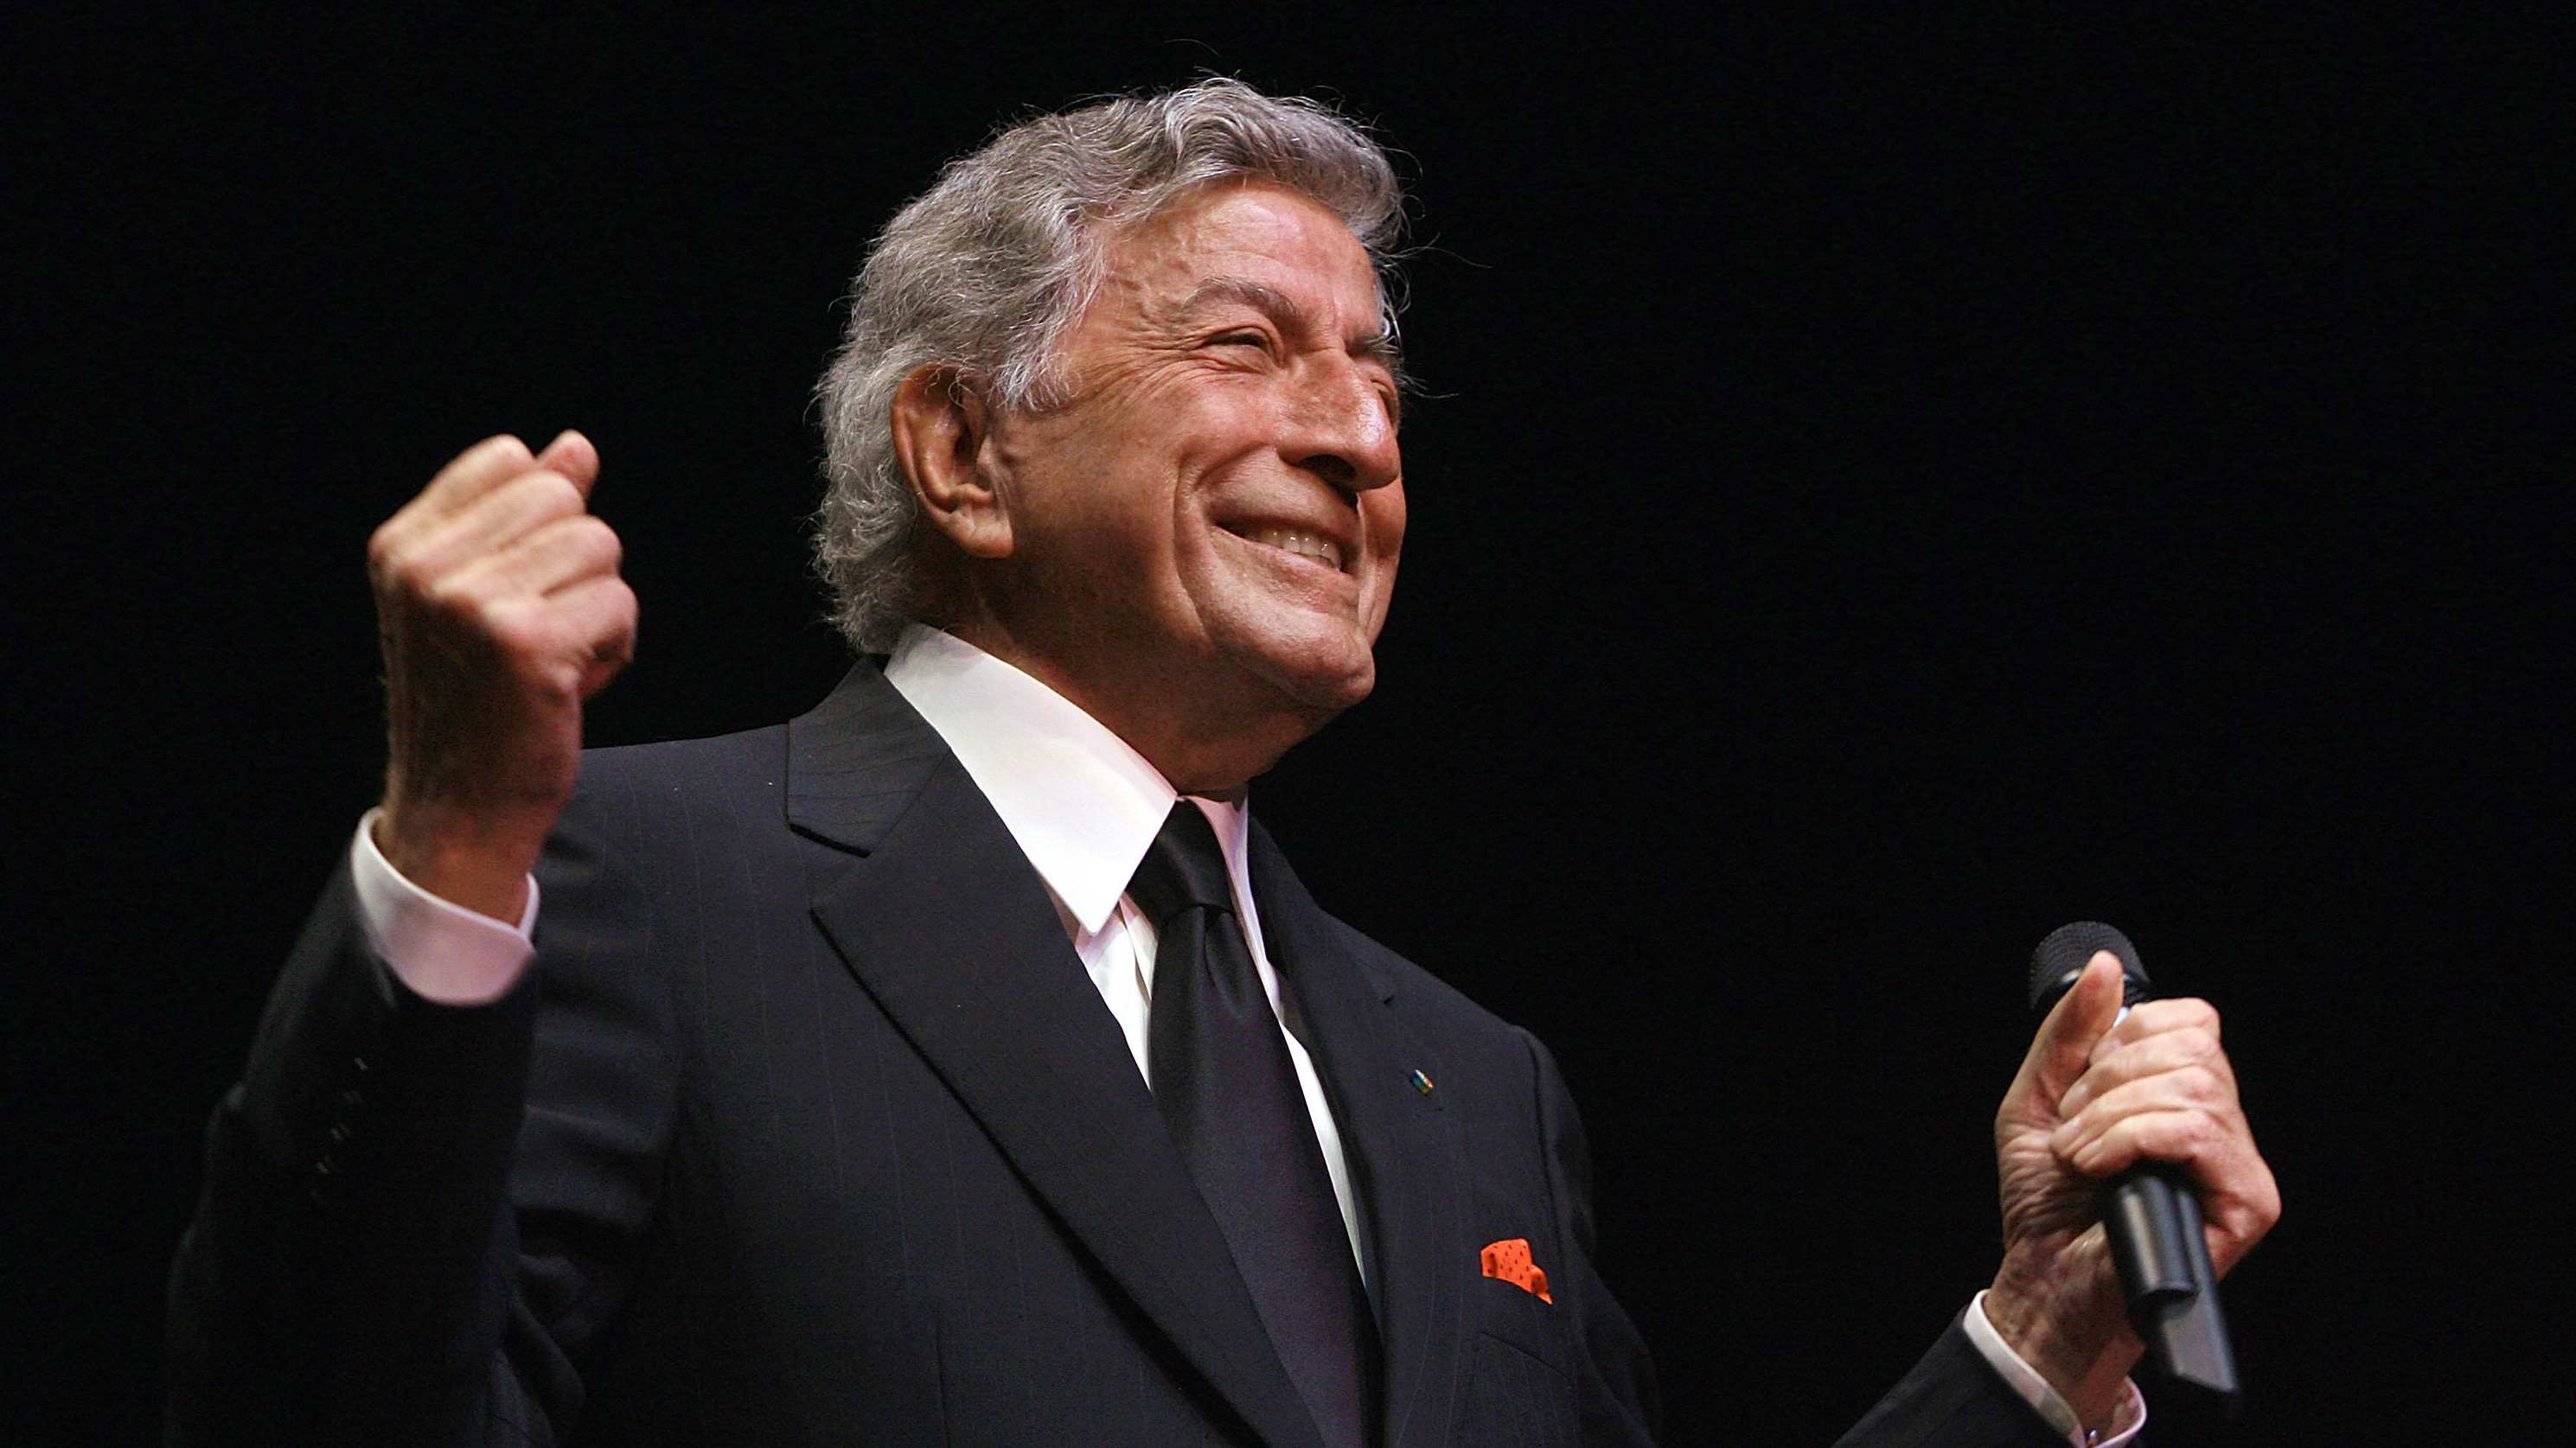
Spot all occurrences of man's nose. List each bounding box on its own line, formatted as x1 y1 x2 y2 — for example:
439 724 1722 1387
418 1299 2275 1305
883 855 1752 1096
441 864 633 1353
1284 361 1400 494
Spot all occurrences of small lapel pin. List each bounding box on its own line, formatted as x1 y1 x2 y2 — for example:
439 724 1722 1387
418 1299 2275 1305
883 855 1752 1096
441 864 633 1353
1409 1069 1435 1095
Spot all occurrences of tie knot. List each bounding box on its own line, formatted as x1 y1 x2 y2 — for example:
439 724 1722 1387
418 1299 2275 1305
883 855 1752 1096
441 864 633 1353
1127 801 1236 924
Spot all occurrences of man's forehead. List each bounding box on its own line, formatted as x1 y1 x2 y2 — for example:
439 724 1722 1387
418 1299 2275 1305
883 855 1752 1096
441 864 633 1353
1107 183 1378 314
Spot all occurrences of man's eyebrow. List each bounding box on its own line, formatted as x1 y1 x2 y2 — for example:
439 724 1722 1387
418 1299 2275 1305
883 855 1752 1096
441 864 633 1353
1178 276 1403 370
1177 276 1309 328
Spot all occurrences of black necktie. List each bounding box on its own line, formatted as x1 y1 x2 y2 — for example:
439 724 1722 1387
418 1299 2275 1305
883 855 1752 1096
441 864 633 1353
1129 802 1376 1448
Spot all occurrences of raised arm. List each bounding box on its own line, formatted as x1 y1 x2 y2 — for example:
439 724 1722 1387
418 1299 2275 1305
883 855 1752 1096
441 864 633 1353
169 434 640 1446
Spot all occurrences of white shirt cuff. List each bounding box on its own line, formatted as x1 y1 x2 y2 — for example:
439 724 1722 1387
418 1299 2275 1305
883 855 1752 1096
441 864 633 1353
348 808 538 1005
1964 1290 2145 1447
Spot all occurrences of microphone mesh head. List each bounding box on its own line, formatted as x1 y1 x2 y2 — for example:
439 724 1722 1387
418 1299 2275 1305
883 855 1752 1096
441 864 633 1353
2029 922 2151 1014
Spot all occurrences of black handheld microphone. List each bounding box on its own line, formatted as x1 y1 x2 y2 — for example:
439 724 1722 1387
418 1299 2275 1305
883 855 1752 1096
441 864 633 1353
2029 922 2242 1407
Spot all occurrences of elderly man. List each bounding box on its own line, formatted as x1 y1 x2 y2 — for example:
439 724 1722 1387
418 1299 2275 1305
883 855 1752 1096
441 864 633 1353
170 82 2275 1447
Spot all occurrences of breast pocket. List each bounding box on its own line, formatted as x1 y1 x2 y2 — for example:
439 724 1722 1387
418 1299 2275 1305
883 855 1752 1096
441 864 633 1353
1457 1275 1579 1447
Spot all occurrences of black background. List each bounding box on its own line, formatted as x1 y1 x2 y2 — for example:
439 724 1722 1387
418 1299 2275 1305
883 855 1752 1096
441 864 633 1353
6 4 2564 1443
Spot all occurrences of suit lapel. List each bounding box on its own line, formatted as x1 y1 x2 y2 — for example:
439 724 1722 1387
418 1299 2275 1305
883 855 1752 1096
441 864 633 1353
787 667 1327 1448
1251 823 1472 1448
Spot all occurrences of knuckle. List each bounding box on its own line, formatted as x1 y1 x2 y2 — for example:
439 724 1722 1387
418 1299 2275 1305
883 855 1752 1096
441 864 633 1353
2179 1111 2224 1151
482 598 551 651
525 470 585 513
573 514 623 565
423 574 500 627
369 526 428 582
2117 1113 2170 1153
418 569 470 606
397 548 450 590
489 470 570 523
474 435 533 476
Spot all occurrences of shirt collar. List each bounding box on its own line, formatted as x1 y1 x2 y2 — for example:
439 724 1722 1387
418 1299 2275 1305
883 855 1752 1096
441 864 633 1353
885 623 1207 935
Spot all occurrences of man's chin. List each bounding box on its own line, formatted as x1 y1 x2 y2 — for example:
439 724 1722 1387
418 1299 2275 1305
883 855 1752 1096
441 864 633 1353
1218 628 1379 721
1256 649 1377 720
1288 666 1376 718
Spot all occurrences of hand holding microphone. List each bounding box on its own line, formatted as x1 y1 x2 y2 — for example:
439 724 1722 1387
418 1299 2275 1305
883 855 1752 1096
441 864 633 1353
2030 924 2240 1402
1984 924 2280 1429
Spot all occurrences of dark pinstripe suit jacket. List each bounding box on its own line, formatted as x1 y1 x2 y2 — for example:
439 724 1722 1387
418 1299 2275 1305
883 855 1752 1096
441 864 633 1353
169 665 2059 1447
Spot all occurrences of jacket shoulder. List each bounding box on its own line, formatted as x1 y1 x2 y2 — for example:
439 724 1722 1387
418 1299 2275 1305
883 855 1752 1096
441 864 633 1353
1312 909 1546 1062
538 725 805 903
578 722 793 798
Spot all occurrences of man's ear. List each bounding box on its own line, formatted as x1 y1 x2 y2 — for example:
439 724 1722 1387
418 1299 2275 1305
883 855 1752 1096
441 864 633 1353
891 366 1013 559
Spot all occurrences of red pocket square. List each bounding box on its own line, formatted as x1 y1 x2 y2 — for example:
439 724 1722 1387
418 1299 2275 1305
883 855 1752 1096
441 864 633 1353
1480 1238 1552 1303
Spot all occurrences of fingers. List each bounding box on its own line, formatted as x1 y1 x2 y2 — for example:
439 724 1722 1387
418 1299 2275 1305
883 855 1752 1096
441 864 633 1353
530 429 601 499
374 431 599 554
408 508 629 680
446 512 624 606
2054 1011 2233 1121
2050 1068 2239 1176
2040 992 2281 1274
379 469 587 589
2054 1099 2278 1268
1990 952 2284 1328
547 572 639 698
371 428 631 706
410 434 539 522
2050 996 2237 1171
473 565 636 686
2094 995 2221 1057
372 432 609 603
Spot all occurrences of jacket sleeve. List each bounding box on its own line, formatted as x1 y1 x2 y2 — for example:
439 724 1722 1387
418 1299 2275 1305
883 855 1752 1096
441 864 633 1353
1831 1311 2071 1448
1525 1032 1664 1447
168 786 673 1447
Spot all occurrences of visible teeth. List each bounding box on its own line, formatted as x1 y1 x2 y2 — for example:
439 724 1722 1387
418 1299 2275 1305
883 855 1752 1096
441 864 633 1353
1241 526 1344 571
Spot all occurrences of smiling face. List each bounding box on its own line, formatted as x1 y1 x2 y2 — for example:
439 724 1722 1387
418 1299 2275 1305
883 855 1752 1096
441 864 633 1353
922 181 1407 790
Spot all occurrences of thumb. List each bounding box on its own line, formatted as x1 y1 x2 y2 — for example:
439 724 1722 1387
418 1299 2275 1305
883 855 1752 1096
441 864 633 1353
533 429 602 500
2006 953 2125 1120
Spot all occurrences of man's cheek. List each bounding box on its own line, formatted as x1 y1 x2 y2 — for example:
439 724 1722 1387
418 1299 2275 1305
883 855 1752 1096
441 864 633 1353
1360 566 1399 642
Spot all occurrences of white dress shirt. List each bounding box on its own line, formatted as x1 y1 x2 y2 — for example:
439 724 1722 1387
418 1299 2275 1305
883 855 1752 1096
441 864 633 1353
873 624 1363 1269
344 622 2132 1443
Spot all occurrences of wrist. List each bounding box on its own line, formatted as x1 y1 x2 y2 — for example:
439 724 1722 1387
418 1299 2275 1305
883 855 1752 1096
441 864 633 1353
1986 1245 2144 1432
372 797 551 923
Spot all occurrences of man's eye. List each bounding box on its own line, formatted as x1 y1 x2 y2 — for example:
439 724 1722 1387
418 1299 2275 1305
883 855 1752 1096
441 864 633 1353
1211 331 1269 351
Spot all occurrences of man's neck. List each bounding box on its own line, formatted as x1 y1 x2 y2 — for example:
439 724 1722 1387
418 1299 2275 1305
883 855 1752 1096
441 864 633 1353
933 618 1323 795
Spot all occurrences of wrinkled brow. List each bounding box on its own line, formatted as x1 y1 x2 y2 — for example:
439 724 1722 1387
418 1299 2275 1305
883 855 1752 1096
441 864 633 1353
1179 276 1405 377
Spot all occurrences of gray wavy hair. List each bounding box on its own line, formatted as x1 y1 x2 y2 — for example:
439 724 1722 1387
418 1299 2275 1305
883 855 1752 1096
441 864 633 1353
813 79 1407 654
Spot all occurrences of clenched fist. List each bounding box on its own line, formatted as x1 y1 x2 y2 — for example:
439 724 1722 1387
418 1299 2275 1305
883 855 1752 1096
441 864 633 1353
368 431 636 922
1984 954 2280 1430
